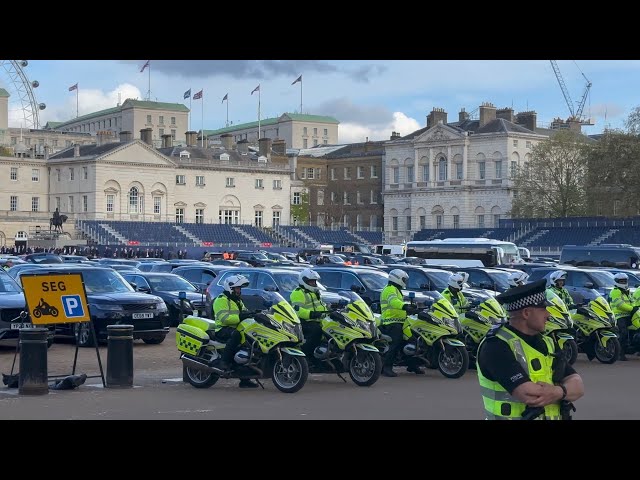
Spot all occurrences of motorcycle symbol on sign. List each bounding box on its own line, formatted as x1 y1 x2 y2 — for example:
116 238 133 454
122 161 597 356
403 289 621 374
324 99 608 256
33 298 59 318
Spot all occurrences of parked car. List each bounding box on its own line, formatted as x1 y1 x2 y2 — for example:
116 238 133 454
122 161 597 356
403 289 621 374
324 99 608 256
60 255 90 263
208 259 252 268
13 265 170 347
23 253 63 264
205 268 302 317
0 269 54 347
171 264 232 293
147 261 213 273
231 251 279 268
121 272 206 326
437 266 512 293
599 268 640 288
527 266 617 303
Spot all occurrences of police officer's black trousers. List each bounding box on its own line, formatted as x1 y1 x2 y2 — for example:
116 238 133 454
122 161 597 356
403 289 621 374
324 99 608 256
219 327 242 364
301 321 323 359
380 323 404 367
617 316 630 357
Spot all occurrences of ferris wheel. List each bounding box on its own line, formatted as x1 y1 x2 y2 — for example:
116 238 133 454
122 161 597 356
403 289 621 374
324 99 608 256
0 60 45 129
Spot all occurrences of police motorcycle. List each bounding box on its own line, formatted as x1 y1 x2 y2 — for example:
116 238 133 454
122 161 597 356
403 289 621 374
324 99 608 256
544 290 579 365
617 288 640 356
570 295 620 364
176 291 309 393
374 292 469 379
299 290 382 387
458 296 508 367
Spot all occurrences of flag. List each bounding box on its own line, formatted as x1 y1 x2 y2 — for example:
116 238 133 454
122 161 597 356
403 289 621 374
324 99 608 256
291 75 302 85
251 84 260 95
68 83 78 92
140 60 150 73
193 90 203 100
183 89 191 99
222 93 228 103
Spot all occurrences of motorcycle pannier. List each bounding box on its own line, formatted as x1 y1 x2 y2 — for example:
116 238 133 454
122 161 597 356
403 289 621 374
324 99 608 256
176 324 211 355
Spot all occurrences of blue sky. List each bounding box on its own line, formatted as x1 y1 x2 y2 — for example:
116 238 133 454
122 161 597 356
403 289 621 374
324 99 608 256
2 60 639 143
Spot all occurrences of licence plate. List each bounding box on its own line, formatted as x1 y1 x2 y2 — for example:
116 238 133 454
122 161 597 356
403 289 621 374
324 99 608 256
11 323 36 329
132 312 154 319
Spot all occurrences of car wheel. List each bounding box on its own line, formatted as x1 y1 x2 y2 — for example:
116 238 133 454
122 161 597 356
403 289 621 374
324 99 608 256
142 335 166 345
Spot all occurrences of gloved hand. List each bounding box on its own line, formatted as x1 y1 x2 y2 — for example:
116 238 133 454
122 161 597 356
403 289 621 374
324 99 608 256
239 311 254 320
403 304 418 315
309 310 325 319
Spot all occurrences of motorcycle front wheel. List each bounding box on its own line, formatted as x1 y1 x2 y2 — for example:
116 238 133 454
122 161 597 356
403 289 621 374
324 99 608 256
594 336 620 364
438 344 469 379
184 365 219 389
348 349 382 387
562 339 579 365
272 353 308 393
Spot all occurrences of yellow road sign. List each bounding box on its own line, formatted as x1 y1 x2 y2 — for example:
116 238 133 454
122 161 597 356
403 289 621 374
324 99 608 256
21 273 90 324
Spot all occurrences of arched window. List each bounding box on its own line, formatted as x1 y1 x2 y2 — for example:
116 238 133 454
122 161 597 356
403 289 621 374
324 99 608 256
128 187 139 213
438 157 447 181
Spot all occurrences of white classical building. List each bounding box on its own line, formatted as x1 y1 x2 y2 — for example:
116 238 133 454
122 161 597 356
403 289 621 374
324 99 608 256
383 103 549 243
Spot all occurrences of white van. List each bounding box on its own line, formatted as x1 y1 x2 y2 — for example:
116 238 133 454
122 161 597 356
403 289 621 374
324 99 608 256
375 244 405 256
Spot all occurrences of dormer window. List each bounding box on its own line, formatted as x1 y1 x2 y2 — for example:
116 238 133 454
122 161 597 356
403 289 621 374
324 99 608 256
220 153 230 161
179 150 190 159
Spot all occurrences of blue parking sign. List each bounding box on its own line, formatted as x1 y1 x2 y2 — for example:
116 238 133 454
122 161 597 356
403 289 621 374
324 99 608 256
62 295 85 318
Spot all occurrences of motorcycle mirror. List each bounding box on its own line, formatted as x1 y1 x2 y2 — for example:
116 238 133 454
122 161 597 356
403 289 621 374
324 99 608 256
408 291 416 299
179 291 186 299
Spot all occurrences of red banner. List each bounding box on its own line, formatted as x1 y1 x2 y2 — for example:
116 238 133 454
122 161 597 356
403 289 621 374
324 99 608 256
127 240 140 246
261 242 272 247
202 242 214 247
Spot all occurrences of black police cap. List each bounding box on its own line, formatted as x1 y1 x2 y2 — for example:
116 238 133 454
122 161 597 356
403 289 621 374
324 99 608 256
496 279 552 312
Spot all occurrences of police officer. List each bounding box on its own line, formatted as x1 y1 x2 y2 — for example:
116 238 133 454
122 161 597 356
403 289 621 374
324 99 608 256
213 274 258 388
609 272 637 361
508 271 529 288
477 279 584 420
380 269 420 377
290 269 329 361
548 271 575 308
442 273 470 314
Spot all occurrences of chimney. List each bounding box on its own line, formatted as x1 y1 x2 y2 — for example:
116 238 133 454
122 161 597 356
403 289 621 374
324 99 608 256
44 145 50 160
73 144 80 157
459 108 469 123
237 139 249 155
185 131 197 147
258 137 272 158
140 128 153 146
515 111 537 132
221 133 233 150
496 107 515 123
479 102 497 128
272 139 286 156
96 130 111 146
162 134 173 148
390 131 401 140
426 107 448 128
119 130 133 143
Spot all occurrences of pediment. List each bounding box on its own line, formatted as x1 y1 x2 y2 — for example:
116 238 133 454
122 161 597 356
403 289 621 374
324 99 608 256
97 140 177 167
254 204 265 210
104 187 119 194
414 125 464 143
151 189 166 196
174 201 187 207
271 204 283 210
194 202 207 208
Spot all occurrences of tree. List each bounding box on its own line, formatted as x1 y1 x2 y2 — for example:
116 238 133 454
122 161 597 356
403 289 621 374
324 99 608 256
290 190 310 225
319 188 349 227
509 130 590 218
0 146 12 157
624 105 640 135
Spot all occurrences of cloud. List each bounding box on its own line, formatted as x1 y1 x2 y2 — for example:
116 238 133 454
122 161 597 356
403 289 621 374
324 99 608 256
315 97 393 126
348 64 388 83
340 112 421 143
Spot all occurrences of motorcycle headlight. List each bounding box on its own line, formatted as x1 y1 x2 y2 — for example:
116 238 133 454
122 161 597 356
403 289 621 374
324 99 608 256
90 303 123 311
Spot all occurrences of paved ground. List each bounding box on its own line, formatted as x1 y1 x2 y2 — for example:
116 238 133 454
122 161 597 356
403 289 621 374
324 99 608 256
1 330 638 420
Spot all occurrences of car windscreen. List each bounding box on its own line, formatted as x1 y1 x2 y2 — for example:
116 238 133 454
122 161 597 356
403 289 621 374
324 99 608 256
273 272 299 292
147 275 197 292
358 271 389 290
0 272 22 293
486 271 511 289
80 269 134 294
423 270 451 289
588 270 615 287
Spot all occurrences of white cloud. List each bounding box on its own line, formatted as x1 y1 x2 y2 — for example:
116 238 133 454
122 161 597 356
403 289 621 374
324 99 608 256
339 111 421 143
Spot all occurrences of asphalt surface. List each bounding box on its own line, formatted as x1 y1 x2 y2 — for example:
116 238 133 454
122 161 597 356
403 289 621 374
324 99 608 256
1 331 638 420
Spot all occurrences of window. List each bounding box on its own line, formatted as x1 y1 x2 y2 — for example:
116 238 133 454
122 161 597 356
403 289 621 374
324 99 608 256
406 216 412 231
69 168 74 181
313 128 318 136
526 141 532 148
370 190 377 204
272 211 281 227
53 139 58 147
392 167 399 184
331 192 337 203
10 137 16 145
171 117 176 125
176 175 186 185
478 161 486 180
419 215 426 229
422 165 429 182
511 161 517 178
513 139 518 147
32 169 39 182
83 167 88 180
196 175 205 186
343 215 349 227
159 115 164 125
56 169 60 181
343 192 350 205
371 165 378 178
392 216 398 231
306 168 314 179
153 196 161 214
128 187 139 213
436 215 443 228
331 168 336 180
438 159 447 181
344 167 351 179
494 214 500 227
10 196 17 211
273 179 282 189
357 191 363 204
226 177 235 187
147 115 152 124
219 209 239 224
25 138 31 146
171 129 176 140
254 210 263 227
175 208 184 223
495 160 502 178
313 139 318 147
303 139 308 148
68 196 74 213
56 197 61 210
293 192 301 205
323 140 328 145
80 195 87 212
407 165 414 182
324 128 328 136
195 208 204 224
453 215 460 229
455 163 463 180
10 167 17 181
477 214 485 228
38 138 44 145
159 128 164 137
317 190 324 205
303 127 308 135
357 166 364 179
32 197 39 212
370 215 377 229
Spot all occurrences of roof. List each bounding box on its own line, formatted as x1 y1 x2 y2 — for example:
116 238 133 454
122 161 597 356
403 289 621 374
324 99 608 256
0 88 9 98
324 141 385 159
43 121 63 129
474 118 535 134
49 142 123 159
297 144 347 157
202 112 339 137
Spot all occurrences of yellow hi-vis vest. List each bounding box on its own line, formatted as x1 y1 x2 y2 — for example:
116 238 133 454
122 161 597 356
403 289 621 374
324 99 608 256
380 284 406 324
477 327 561 420
290 287 327 322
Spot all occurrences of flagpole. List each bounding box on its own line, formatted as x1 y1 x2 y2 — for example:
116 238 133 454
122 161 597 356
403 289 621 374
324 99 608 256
76 87 79 118
226 96 229 127
300 77 303 114
201 91 204 148
147 61 151 101
189 89 192 132
258 86 261 140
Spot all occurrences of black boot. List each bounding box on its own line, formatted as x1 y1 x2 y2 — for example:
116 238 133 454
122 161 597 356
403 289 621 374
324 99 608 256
239 379 259 388
407 365 425 375
382 365 397 377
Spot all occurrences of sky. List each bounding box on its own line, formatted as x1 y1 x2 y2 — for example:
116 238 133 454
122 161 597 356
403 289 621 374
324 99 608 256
2 60 640 143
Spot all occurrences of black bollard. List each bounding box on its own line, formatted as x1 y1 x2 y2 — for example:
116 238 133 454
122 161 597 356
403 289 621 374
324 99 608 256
106 324 134 388
18 328 49 395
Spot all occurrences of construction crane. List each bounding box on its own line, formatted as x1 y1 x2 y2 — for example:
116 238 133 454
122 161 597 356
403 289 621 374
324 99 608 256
549 60 593 126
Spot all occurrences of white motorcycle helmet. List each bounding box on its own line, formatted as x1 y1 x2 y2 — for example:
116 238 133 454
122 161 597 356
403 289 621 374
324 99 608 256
223 274 250 294
549 270 567 287
613 272 629 289
299 268 325 293
388 269 409 289
449 273 465 290
508 271 529 288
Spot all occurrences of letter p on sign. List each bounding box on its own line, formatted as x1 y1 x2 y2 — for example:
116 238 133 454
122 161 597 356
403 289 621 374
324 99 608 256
62 295 85 318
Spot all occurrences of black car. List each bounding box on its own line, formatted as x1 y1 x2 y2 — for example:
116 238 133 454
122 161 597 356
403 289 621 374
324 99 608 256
24 253 63 264
14 266 170 347
121 272 206 326
437 266 512 293
171 264 233 292
147 261 213 273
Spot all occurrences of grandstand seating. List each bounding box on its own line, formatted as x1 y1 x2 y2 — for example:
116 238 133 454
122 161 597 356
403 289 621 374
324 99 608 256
354 231 383 244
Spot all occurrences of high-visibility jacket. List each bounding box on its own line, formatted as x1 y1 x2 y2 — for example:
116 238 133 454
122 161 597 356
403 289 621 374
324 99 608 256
442 287 469 314
213 293 245 328
549 285 573 308
477 326 561 420
380 284 406 325
290 287 327 322
610 287 633 319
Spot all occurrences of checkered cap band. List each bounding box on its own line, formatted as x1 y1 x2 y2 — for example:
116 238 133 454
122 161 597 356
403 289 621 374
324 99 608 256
504 291 546 312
